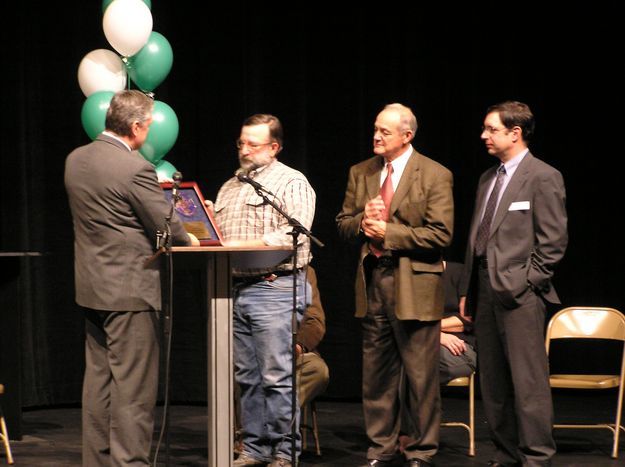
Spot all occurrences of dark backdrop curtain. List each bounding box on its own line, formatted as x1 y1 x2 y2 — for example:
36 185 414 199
1 2 623 406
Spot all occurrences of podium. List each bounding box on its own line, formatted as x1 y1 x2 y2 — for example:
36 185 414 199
0 251 41 441
171 246 292 467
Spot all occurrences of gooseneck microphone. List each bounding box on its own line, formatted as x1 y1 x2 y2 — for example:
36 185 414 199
171 171 183 200
235 170 264 191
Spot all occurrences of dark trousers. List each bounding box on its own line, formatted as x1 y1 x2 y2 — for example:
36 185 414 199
362 265 440 463
82 309 160 467
475 266 555 466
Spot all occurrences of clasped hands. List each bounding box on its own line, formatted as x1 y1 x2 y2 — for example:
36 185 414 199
361 195 387 241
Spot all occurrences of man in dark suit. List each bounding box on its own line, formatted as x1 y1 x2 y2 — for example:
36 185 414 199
463 101 568 467
336 103 453 467
65 90 197 466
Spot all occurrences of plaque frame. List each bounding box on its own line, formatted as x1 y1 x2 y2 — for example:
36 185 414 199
161 181 223 246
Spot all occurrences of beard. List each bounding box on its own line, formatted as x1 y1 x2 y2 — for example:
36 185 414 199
238 153 273 172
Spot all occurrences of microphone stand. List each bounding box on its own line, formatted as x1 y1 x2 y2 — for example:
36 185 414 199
153 176 181 467
247 183 323 466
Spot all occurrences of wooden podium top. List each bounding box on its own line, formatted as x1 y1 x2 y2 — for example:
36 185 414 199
170 245 293 270
170 245 291 253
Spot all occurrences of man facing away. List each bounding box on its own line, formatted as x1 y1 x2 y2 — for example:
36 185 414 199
64 89 198 466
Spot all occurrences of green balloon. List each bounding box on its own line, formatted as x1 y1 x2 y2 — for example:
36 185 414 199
127 31 174 92
81 91 114 140
102 0 151 14
140 100 179 164
154 159 177 182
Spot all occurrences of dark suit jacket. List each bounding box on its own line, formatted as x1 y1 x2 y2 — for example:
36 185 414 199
336 148 454 320
463 152 568 310
64 134 190 312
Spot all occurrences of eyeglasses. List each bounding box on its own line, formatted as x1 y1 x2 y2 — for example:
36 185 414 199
236 139 274 151
481 125 507 135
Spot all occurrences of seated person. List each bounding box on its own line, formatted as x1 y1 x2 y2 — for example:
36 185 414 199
296 265 330 407
234 265 329 452
439 260 476 384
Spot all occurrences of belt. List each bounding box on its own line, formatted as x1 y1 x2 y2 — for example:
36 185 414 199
475 256 488 268
233 269 295 285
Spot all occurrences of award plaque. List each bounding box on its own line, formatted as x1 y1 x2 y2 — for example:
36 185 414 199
161 181 223 246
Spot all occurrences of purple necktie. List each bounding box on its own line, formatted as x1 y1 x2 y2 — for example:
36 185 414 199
474 165 506 257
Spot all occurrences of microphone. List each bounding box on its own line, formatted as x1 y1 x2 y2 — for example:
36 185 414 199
235 170 264 191
172 171 182 200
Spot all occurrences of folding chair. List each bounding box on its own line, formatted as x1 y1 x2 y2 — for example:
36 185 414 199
301 399 321 456
0 385 14 464
545 306 625 458
440 372 476 456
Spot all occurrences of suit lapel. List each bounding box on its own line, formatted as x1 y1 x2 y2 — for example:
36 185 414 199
469 166 497 246
365 157 384 201
362 150 419 218
389 150 419 217
489 152 533 237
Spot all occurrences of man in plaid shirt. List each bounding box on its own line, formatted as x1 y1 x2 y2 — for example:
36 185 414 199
213 114 316 467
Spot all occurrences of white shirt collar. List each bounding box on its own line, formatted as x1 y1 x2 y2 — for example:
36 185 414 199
381 145 413 188
102 131 132 152
501 148 528 175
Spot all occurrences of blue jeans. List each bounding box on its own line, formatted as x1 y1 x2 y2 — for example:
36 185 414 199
233 272 310 462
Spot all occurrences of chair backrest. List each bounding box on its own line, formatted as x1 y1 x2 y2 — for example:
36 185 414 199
546 307 625 354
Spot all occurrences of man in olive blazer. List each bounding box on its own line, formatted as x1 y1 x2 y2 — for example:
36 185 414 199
337 103 453 467
463 101 567 467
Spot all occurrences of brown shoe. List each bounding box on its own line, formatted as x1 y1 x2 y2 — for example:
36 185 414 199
268 457 292 467
233 453 268 466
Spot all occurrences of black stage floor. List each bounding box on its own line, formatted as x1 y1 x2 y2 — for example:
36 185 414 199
5 388 625 466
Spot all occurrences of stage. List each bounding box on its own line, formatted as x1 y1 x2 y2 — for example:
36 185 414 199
7 390 623 466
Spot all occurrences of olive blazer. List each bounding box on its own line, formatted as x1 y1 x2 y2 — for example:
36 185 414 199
336 148 454 320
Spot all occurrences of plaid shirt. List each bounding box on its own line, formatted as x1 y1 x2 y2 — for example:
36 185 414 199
214 160 316 276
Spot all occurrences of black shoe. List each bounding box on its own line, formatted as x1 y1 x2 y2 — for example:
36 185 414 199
487 462 520 467
405 460 433 467
360 460 401 467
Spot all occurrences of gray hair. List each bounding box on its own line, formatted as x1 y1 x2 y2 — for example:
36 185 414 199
105 90 154 137
383 103 418 134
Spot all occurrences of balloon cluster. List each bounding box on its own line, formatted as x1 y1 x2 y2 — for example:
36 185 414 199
77 0 179 181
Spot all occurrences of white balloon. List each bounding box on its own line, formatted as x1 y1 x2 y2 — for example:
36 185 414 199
77 49 127 97
102 0 153 57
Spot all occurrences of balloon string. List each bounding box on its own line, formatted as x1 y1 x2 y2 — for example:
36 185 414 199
121 56 131 90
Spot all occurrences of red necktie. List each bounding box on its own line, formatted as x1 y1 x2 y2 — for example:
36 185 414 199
370 162 394 257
